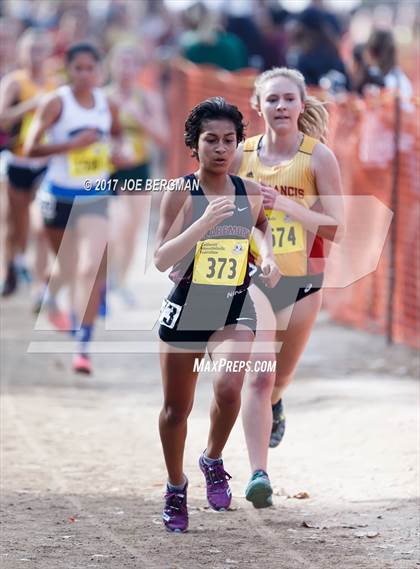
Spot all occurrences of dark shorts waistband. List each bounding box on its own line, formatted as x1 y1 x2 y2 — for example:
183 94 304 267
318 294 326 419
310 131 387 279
252 269 323 312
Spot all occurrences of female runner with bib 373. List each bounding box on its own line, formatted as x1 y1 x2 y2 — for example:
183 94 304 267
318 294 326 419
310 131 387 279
154 97 280 532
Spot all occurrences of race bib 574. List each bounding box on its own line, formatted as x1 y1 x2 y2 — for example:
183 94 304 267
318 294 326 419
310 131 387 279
251 209 305 256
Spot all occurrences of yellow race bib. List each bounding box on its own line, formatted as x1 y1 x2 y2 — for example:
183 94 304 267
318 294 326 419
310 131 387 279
192 239 249 286
68 142 110 178
251 209 305 257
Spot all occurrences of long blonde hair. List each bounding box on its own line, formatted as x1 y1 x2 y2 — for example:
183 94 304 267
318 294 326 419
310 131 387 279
251 67 328 142
18 29 51 67
108 42 143 79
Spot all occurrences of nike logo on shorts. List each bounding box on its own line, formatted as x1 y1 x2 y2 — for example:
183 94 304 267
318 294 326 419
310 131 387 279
248 264 258 277
304 283 313 293
237 207 248 212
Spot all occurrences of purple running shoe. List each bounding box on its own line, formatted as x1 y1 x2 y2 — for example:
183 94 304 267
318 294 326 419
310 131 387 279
199 454 232 511
162 482 188 533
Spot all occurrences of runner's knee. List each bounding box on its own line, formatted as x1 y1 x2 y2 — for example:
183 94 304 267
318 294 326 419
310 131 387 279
53 256 74 282
78 262 103 284
214 375 243 406
161 403 192 426
248 370 276 394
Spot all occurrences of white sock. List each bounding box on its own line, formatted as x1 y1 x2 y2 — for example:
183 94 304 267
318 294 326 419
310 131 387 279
167 475 187 492
203 451 222 465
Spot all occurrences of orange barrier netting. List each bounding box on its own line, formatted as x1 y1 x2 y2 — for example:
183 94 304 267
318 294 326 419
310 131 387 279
167 59 264 177
326 93 420 349
166 60 420 349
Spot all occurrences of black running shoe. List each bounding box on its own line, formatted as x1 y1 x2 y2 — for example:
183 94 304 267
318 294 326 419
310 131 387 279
269 399 286 448
1 263 17 297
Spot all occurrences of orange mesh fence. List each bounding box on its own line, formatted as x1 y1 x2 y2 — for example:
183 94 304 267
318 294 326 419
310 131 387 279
389 98 419 348
166 60 420 349
167 59 262 178
324 94 419 349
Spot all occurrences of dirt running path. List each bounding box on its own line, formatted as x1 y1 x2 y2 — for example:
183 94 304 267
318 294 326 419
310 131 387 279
1 282 419 569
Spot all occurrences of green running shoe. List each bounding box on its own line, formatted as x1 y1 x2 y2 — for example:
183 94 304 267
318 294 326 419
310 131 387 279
245 470 273 509
269 399 286 448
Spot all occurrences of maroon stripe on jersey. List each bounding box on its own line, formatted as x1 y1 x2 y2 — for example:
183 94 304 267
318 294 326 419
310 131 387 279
309 234 324 258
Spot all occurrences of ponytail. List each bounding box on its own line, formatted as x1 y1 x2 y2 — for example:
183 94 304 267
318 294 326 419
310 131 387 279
298 95 328 142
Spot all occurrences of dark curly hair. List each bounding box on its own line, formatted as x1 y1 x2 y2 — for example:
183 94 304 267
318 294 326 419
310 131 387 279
66 42 101 64
184 97 245 156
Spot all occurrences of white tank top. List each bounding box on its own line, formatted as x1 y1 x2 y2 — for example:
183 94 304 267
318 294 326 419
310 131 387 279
46 85 112 189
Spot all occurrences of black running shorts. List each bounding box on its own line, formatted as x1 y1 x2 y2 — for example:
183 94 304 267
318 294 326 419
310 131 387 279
39 193 109 229
159 283 256 350
251 267 323 312
7 163 47 191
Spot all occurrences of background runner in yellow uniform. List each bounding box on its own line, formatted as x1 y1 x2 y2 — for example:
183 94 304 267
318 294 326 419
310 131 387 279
107 44 167 304
0 30 56 299
233 67 344 508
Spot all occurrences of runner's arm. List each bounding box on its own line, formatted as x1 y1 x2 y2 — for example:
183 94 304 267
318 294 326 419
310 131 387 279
0 77 41 129
244 178 276 263
244 179 281 287
261 143 345 242
108 99 123 138
24 94 98 158
154 185 236 272
107 98 136 169
137 90 169 148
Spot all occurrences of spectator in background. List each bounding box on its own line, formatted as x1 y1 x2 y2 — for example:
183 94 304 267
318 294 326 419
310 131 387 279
349 43 385 95
52 9 91 59
262 3 290 70
139 0 178 54
180 2 248 72
103 1 138 53
288 6 350 90
365 29 413 100
224 1 289 70
23 0 61 30
0 18 21 79
310 0 343 39
45 8 92 82
223 4 270 70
